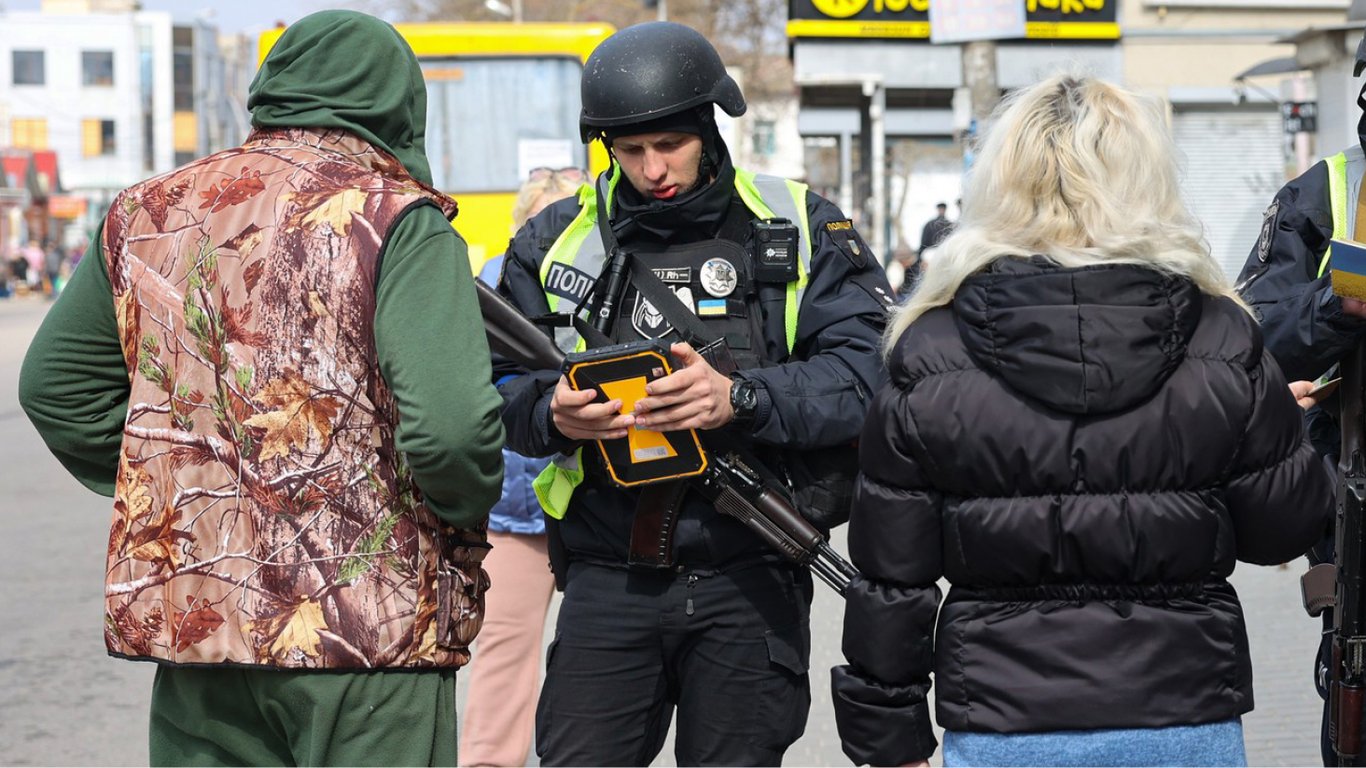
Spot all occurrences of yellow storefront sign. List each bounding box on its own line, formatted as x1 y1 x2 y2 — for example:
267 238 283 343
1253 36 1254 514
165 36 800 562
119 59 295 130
788 0 1118 40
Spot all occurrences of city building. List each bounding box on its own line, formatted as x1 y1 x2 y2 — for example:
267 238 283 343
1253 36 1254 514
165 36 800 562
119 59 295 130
718 64 806 182
786 0 1347 275
0 0 240 251
1123 0 1345 279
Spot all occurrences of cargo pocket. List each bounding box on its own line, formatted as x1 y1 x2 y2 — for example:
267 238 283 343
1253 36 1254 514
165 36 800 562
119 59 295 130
436 541 491 652
758 621 812 751
764 624 809 677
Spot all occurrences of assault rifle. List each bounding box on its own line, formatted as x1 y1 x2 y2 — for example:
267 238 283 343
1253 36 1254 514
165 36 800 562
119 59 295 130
1333 342 1366 765
475 278 861 595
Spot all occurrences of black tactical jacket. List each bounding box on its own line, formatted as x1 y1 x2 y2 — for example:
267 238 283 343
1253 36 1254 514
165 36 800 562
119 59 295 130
1237 157 1366 463
832 258 1333 765
493 171 892 567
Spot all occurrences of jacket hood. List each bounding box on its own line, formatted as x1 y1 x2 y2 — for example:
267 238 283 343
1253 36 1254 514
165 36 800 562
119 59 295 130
952 258 1203 415
247 10 433 185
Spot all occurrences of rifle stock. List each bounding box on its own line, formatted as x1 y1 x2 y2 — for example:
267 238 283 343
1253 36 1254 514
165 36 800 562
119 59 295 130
476 278 567 372
1336 342 1366 765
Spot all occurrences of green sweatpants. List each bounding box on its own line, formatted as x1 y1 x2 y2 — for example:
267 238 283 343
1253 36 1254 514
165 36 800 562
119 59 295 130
149 666 458 767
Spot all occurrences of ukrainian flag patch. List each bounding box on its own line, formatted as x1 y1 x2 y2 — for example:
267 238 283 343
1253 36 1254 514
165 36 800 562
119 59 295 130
697 299 727 316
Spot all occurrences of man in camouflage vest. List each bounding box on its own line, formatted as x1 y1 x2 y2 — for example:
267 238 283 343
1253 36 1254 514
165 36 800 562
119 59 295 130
19 11 505 766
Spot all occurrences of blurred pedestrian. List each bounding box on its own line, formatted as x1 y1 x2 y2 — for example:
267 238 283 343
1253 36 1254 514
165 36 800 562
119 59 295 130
459 167 582 768
918 202 952 256
1233 31 1366 766
44 241 63 298
8 243 27 290
21 239 43 291
832 74 1333 767
18 10 504 766
885 245 919 300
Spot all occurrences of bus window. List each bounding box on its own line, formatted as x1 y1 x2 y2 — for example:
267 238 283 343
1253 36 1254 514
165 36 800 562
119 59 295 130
423 57 587 194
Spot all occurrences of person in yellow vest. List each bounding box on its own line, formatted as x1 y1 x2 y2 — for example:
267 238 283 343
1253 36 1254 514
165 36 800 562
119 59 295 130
492 21 894 767
1233 30 1366 768
17 10 505 766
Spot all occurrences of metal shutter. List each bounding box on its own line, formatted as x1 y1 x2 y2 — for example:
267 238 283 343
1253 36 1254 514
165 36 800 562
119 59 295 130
1171 108 1285 281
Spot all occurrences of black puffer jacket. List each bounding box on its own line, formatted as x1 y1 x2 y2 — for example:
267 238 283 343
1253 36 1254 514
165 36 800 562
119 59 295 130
831 258 1333 766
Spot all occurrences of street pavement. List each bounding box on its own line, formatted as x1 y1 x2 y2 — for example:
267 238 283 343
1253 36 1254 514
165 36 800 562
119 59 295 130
0 295 1327 766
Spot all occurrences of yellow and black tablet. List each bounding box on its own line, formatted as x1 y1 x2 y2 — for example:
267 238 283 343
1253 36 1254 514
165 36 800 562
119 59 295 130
564 340 709 487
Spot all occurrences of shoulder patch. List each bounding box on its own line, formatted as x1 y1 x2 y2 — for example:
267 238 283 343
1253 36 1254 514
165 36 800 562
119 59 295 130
827 223 870 269
1257 199 1279 263
544 262 596 304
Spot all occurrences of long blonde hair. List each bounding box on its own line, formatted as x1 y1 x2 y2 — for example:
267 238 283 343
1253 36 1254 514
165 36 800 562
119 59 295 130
887 73 1236 352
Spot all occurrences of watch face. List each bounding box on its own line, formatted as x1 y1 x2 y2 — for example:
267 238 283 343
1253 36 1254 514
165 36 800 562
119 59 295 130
732 381 757 418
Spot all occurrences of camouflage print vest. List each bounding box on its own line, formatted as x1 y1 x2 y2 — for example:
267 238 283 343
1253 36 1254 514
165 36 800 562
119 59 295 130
102 127 488 670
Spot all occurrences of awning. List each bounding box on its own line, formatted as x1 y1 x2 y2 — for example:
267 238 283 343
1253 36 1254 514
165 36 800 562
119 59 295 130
0 150 59 199
1234 56 1303 81
1278 22 1366 47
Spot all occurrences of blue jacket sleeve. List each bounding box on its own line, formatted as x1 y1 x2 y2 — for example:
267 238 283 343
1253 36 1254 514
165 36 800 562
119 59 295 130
738 192 894 449
1237 159 1366 382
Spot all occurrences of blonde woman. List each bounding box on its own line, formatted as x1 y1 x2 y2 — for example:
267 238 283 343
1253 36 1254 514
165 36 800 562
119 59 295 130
460 167 583 768
831 74 1333 767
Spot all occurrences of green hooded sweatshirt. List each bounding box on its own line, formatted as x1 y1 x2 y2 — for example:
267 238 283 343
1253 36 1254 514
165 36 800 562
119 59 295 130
19 9 504 531
248 9 434 185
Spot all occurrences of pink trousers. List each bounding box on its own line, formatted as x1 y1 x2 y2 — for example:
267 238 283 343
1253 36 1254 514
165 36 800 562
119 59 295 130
460 531 555 767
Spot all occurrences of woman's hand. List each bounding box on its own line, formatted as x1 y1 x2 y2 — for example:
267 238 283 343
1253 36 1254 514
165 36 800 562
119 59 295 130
1290 379 1336 411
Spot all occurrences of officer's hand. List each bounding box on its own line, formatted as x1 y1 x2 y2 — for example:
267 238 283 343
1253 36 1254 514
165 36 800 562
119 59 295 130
633 342 734 432
550 375 634 441
1345 298 1366 319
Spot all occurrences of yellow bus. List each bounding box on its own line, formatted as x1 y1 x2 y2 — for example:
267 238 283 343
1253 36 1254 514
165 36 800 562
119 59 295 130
259 22 614 270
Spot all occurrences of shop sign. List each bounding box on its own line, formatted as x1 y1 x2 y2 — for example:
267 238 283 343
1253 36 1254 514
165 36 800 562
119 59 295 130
788 0 1119 41
930 0 1025 44
1282 101 1317 135
48 195 88 219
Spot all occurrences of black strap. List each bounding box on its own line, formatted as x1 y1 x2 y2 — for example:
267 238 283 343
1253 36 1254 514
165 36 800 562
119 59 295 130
718 196 753 245
562 176 628 351
627 259 718 346
573 314 612 349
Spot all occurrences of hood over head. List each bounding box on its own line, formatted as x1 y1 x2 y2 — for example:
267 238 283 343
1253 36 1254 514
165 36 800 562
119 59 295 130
247 10 433 185
952 258 1203 416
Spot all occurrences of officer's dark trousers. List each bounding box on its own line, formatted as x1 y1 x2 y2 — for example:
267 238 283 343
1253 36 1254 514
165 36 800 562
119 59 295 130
535 561 812 766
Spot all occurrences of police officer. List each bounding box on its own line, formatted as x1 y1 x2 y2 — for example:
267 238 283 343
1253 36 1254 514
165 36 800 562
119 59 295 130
493 21 893 767
1234 31 1366 767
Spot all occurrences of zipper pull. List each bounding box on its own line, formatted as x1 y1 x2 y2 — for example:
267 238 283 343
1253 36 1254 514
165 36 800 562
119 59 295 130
685 573 697 617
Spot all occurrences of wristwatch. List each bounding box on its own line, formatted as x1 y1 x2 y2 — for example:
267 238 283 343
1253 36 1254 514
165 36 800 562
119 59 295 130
729 376 758 424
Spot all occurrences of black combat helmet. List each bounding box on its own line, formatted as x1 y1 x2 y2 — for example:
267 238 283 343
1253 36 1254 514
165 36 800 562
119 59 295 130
1357 28 1366 76
579 21 746 143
